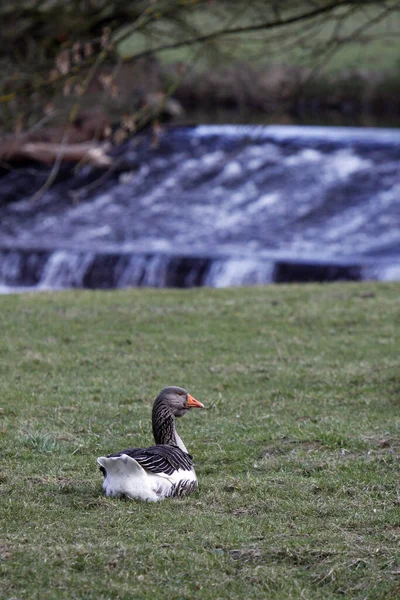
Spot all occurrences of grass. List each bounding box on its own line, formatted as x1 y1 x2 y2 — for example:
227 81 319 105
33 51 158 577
0 282 399 599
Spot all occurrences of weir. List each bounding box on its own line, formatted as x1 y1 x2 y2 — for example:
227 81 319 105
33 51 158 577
0 125 399 292
0 245 391 290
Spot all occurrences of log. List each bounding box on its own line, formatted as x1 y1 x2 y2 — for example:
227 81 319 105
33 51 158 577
13 141 112 167
0 109 112 167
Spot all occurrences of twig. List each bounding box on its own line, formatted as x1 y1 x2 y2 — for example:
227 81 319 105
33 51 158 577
68 157 122 202
299 2 397 89
29 131 69 202
271 334 283 361
27 141 112 202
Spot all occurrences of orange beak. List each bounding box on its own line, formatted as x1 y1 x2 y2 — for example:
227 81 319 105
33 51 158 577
187 394 204 409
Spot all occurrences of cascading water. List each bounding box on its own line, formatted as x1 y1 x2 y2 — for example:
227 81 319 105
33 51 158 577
0 125 399 292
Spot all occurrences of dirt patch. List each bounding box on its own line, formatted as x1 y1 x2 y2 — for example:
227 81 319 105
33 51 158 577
0 541 12 560
262 438 324 458
263 436 399 461
230 547 264 563
229 545 336 567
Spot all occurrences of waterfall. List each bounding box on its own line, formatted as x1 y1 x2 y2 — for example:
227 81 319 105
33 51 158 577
0 247 371 292
0 125 399 292
205 258 275 287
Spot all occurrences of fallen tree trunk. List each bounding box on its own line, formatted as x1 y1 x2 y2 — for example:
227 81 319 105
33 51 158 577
0 109 113 168
1 141 113 167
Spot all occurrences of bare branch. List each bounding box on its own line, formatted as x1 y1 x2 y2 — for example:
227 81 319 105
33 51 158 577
121 2 364 60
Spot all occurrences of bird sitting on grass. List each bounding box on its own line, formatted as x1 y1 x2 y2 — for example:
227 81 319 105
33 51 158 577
97 386 204 502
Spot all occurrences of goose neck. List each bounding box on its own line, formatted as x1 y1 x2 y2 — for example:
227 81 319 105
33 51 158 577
152 410 178 446
152 399 189 453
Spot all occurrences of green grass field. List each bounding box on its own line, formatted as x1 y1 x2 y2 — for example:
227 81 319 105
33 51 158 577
1 283 399 599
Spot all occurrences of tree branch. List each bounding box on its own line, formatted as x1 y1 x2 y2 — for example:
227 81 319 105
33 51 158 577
120 1 373 60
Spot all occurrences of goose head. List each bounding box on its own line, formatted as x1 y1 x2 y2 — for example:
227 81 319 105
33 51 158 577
154 386 204 418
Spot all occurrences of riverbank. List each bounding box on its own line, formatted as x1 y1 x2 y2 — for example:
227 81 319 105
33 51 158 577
172 63 400 126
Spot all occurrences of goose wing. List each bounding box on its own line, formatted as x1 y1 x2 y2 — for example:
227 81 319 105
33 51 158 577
107 444 194 475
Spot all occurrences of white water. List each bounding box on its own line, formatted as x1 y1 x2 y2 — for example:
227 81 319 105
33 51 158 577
0 125 399 292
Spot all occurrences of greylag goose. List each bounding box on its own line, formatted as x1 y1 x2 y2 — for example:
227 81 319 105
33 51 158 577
97 386 204 501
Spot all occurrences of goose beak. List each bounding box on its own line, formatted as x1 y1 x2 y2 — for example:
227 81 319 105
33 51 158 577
187 394 204 409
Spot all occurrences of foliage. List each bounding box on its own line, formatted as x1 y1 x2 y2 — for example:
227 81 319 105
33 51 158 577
0 282 399 599
0 1 399 135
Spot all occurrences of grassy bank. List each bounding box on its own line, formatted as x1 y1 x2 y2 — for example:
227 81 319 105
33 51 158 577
1 283 399 599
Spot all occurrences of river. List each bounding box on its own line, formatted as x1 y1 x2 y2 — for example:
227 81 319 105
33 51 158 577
0 125 399 292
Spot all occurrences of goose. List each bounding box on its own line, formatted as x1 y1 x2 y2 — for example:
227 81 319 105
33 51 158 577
97 386 204 502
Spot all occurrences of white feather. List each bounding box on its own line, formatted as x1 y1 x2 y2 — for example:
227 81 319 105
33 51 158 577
97 454 197 502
